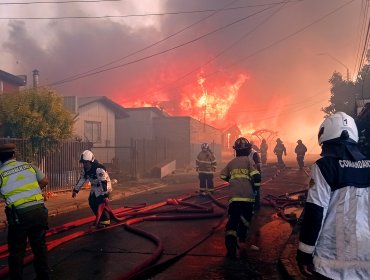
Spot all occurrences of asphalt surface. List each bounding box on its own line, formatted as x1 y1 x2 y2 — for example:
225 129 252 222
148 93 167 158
0 157 317 280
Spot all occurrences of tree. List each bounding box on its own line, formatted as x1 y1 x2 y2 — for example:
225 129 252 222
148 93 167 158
322 52 370 118
322 72 357 117
0 86 74 160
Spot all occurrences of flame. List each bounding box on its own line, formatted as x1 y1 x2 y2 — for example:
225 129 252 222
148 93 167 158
119 71 248 130
180 73 247 126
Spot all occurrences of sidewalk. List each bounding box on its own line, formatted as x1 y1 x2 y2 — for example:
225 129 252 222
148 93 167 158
0 178 169 232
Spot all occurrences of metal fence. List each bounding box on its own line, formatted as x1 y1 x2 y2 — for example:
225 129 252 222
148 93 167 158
0 137 224 192
0 138 92 192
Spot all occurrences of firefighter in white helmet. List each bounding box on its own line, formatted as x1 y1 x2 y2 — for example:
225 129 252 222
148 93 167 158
196 143 217 195
296 112 370 279
220 137 261 258
72 150 112 228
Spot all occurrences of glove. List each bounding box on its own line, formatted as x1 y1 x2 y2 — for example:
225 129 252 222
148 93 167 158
72 189 78 198
296 249 314 277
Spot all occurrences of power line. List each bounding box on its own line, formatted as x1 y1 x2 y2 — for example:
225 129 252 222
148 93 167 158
239 96 328 123
48 0 242 85
0 2 301 19
49 5 274 87
138 2 288 98
357 19 370 74
352 0 369 79
222 0 357 71
50 0 355 90
236 89 329 113
0 0 120 5
139 0 356 100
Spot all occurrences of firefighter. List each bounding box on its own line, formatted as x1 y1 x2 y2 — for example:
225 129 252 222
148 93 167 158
249 142 262 210
273 138 287 167
296 112 370 279
294 139 307 169
196 143 217 195
220 137 261 259
260 139 268 165
0 143 49 280
72 150 112 228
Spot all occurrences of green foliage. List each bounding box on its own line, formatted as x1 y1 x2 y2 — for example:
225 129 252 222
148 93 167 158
322 65 370 118
0 87 74 160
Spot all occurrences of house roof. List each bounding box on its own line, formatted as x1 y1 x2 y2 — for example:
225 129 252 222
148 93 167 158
357 102 370 120
220 124 241 134
0 70 27 86
78 96 129 118
124 106 169 117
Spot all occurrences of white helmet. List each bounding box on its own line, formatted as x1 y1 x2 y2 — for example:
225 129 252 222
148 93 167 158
80 150 95 162
201 143 209 151
318 112 358 145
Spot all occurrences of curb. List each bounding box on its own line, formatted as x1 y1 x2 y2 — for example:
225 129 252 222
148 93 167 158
0 182 169 232
278 220 305 280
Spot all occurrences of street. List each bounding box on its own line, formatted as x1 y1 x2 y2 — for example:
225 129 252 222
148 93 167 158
0 156 317 280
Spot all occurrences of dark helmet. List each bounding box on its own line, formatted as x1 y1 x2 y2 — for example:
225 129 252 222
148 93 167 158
297 139 302 144
276 138 282 143
233 137 252 151
261 139 266 143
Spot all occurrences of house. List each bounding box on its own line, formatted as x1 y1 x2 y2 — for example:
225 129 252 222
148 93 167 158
153 116 222 169
0 69 27 93
220 124 242 162
116 107 169 146
63 96 129 165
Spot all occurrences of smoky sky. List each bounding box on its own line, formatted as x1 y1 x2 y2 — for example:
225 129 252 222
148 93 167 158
1 0 364 152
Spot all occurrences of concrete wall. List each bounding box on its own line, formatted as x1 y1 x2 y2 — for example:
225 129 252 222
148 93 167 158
153 117 222 169
116 108 164 146
153 117 191 168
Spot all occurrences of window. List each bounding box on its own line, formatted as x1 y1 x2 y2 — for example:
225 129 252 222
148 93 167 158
84 121 101 143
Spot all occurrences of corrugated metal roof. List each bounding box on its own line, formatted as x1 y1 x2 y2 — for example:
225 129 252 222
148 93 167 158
124 106 169 117
75 96 129 118
0 69 27 86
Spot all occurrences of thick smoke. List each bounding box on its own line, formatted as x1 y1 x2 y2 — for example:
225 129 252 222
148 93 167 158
1 0 362 153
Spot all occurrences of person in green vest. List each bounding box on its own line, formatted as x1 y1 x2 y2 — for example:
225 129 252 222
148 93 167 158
0 143 49 280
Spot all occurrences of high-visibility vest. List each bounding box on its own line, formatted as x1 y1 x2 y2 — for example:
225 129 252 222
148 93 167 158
0 160 43 208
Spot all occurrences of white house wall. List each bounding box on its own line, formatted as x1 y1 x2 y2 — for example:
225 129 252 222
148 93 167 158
75 102 116 165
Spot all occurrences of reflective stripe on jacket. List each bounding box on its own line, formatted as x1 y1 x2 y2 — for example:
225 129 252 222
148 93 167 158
196 150 217 174
220 156 261 203
298 158 370 280
0 160 44 208
74 161 112 197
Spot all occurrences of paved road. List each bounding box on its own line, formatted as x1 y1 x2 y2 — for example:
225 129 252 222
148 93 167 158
0 156 317 280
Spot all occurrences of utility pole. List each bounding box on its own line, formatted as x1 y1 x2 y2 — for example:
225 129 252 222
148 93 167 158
318 53 350 81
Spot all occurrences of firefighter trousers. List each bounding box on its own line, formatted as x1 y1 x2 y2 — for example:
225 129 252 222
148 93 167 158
8 206 49 280
88 193 111 225
225 201 254 257
198 173 214 193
